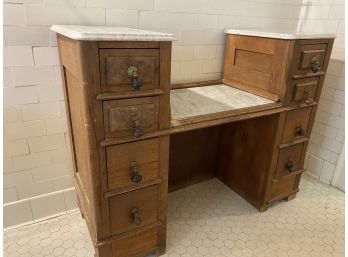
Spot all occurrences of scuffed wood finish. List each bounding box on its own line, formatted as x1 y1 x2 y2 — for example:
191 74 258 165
275 143 304 178
281 107 312 143
223 35 292 101
217 115 279 210
57 34 171 257
99 49 159 93
109 185 158 235
103 97 159 139
110 228 157 257
106 138 159 191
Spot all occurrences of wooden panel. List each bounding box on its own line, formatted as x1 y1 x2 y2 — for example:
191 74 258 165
103 97 159 139
282 107 312 143
234 49 273 74
106 138 159 191
275 143 304 178
109 185 158 235
292 77 319 103
111 228 157 257
100 49 159 93
269 175 296 201
223 34 291 100
169 126 221 192
217 114 279 210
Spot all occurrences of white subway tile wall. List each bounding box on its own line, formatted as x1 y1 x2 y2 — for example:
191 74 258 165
3 0 345 228
305 59 345 183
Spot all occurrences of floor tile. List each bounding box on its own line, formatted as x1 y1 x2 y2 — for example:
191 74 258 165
4 174 344 257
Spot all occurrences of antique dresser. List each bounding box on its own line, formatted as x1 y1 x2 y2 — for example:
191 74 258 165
52 25 334 257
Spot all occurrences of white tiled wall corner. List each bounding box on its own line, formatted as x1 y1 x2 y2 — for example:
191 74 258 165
305 59 345 185
3 0 345 226
4 187 78 229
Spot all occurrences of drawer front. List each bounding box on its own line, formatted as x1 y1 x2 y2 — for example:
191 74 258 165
275 143 304 178
103 97 159 139
100 49 159 93
109 185 158 235
269 175 296 201
106 138 159 191
282 107 312 143
292 77 319 104
294 43 327 75
111 227 157 257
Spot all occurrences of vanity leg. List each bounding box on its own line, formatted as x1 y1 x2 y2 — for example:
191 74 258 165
285 194 297 201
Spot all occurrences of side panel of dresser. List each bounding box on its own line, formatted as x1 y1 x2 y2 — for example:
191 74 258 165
57 35 111 244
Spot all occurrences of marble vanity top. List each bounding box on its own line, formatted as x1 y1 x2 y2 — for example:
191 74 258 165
171 84 275 120
224 28 335 40
50 25 176 41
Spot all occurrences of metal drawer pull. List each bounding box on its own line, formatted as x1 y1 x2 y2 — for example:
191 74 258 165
130 161 143 183
130 115 143 138
310 57 320 73
131 208 141 225
295 125 305 137
286 159 296 172
304 90 314 105
127 66 142 90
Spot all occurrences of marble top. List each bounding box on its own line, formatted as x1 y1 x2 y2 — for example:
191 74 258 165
171 84 275 120
50 25 176 41
224 28 335 40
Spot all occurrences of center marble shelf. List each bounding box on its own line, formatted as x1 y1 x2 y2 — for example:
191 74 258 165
170 84 276 121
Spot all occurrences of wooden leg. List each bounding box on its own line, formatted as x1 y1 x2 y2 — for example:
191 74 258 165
285 194 296 201
259 204 269 212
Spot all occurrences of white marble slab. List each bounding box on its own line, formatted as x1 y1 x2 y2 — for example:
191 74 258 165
50 25 176 41
170 84 275 120
224 28 335 40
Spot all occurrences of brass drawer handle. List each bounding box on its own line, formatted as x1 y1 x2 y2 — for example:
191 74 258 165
310 57 320 73
295 125 305 137
304 90 314 105
130 115 143 138
127 66 142 90
286 159 296 172
131 207 141 225
130 161 143 183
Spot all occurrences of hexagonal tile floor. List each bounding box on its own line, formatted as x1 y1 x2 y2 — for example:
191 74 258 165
4 174 344 257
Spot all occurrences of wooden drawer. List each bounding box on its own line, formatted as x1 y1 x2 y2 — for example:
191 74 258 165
282 107 312 143
111 227 157 257
99 49 159 93
269 175 296 201
275 143 304 178
103 97 159 139
106 138 159 191
294 43 327 76
109 185 158 235
292 77 319 104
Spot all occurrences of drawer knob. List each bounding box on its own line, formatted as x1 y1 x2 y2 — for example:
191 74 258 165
131 115 144 138
295 125 306 137
310 57 320 73
130 161 143 183
286 159 296 172
304 91 314 105
127 66 142 90
131 207 141 225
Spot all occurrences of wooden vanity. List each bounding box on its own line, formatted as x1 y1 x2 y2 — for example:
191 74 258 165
52 25 334 257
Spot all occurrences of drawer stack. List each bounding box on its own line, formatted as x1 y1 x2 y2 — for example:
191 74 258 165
266 38 333 205
57 36 172 257
96 43 171 257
